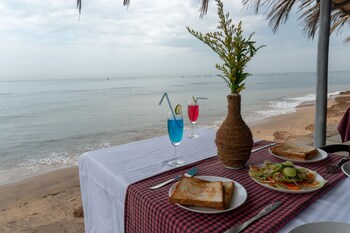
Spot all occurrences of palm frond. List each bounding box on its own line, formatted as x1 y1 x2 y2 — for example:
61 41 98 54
76 0 350 42
299 1 320 40
244 0 350 42
331 11 350 34
199 0 210 18
345 35 350 42
266 0 297 33
77 0 82 14
242 0 263 14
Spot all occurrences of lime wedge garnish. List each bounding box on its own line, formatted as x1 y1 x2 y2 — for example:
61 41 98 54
174 104 182 115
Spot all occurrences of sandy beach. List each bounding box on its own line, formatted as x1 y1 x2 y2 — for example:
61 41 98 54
0 167 84 233
250 91 350 144
1 91 349 233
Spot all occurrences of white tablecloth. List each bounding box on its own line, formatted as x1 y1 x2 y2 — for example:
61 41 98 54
79 128 350 233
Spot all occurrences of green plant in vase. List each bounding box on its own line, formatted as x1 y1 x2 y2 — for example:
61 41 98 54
187 0 265 168
187 0 264 94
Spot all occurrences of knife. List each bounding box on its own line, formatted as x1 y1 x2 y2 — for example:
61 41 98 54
224 201 283 233
251 142 277 153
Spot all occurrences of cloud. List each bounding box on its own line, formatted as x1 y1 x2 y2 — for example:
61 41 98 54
0 0 348 80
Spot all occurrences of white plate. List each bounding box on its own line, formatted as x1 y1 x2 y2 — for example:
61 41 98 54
269 148 328 163
168 176 247 214
249 164 327 194
289 222 350 233
341 161 350 177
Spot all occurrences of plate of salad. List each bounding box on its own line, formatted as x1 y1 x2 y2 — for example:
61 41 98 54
249 161 327 193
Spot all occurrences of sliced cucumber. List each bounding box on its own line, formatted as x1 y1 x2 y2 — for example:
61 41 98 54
283 167 297 177
282 161 294 167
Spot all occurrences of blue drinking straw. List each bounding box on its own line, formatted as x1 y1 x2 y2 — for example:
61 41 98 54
159 92 176 120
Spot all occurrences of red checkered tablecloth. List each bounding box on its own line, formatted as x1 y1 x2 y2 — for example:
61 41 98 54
124 142 347 233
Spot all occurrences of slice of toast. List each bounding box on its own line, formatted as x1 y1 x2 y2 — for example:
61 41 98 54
271 141 318 160
169 176 224 209
223 181 234 209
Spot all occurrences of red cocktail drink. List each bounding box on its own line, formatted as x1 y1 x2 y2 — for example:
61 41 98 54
188 104 199 124
187 101 200 139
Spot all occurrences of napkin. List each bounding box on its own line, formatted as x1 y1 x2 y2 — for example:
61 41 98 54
337 107 350 143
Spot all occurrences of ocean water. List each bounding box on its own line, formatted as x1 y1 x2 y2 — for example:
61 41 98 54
1 71 349 184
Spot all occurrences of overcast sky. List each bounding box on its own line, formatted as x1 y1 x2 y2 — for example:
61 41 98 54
0 0 349 80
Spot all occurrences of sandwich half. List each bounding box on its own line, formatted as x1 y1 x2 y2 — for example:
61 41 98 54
271 141 318 160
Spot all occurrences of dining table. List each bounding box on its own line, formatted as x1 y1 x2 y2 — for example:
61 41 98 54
79 128 350 233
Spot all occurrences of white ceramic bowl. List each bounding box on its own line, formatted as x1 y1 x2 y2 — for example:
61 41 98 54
289 222 350 233
341 161 350 178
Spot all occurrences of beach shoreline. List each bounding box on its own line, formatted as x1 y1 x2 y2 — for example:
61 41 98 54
250 90 350 143
1 91 350 232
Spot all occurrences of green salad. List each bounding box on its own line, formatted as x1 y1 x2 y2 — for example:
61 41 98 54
249 161 326 190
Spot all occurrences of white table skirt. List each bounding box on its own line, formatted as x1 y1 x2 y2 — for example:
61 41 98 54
79 128 350 233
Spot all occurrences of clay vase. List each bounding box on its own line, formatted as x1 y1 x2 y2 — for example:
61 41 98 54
215 94 253 168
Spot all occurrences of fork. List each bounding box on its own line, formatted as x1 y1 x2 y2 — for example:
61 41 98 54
326 157 349 174
149 167 197 189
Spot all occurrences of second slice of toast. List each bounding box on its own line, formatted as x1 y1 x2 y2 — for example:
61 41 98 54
223 181 234 209
271 141 318 160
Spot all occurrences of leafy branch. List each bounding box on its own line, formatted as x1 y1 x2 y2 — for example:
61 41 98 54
186 0 265 94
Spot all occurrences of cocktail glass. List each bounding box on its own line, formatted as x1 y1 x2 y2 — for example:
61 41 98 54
187 100 199 139
167 112 184 167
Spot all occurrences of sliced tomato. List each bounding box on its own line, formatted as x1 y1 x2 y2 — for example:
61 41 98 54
285 184 302 190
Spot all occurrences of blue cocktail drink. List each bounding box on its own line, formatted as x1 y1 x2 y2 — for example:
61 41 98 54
167 114 184 167
167 118 184 146
158 93 184 167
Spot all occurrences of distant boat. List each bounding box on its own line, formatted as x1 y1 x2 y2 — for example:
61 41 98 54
107 78 109 80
